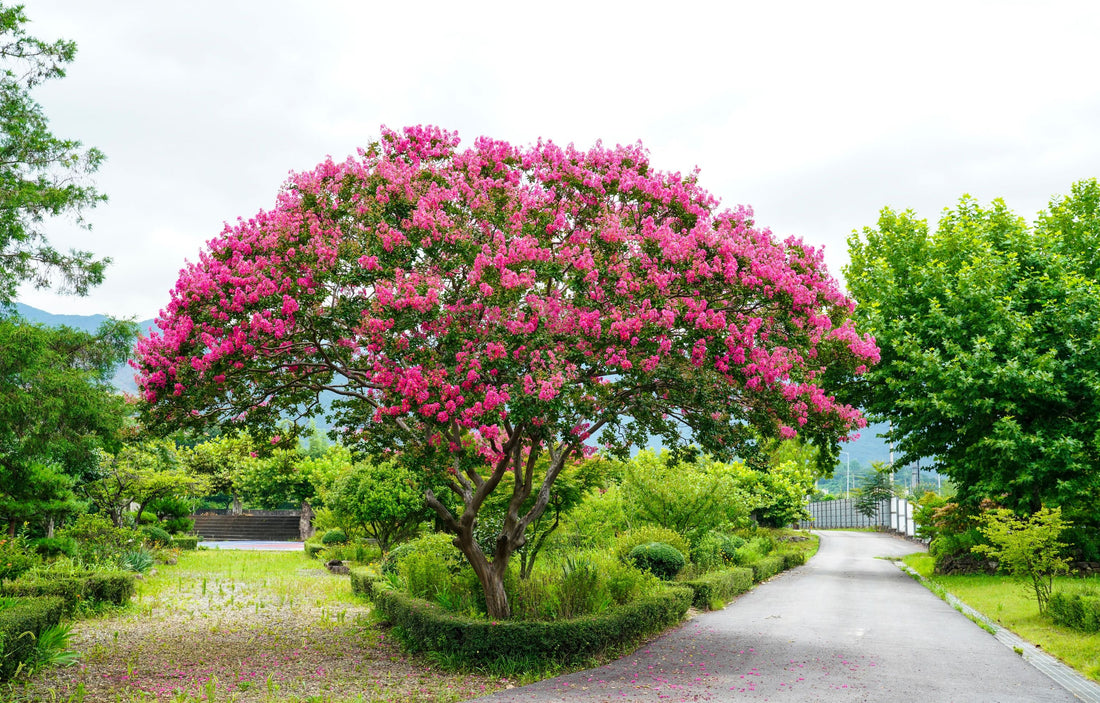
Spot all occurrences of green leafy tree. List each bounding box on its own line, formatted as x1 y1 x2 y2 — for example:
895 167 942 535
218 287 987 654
621 450 753 542
325 459 430 554
0 317 133 535
845 180 1100 523
973 507 1072 613
0 3 107 302
82 441 207 527
180 432 257 514
745 439 819 526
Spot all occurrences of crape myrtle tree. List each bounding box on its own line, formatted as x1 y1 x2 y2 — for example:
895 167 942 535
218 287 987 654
135 126 879 618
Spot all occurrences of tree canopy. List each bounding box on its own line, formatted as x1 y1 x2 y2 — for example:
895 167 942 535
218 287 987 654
845 179 1100 522
0 3 107 303
135 125 877 617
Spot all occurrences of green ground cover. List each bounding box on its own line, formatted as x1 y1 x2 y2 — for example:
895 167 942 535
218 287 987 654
903 553 1100 682
9 549 509 702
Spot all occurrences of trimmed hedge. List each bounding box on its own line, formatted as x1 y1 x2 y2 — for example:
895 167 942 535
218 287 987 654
1048 591 1100 633
170 535 199 550
350 567 387 598
782 550 808 569
749 555 786 583
0 596 65 680
680 567 753 609
374 585 691 663
304 538 326 559
0 572 136 613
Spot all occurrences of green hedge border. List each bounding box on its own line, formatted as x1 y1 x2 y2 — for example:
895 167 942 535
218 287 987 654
170 535 199 550
0 596 65 680
680 567 753 608
750 554 787 583
1049 591 1100 633
373 585 691 662
350 567 385 598
0 572 135 614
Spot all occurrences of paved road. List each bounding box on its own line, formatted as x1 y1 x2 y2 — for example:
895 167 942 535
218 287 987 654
472 531 1078 702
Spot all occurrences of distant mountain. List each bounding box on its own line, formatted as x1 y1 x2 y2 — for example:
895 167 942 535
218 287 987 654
11 302 157 394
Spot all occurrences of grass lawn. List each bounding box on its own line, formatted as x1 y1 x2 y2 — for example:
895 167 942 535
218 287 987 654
8 549 512 702
903 553 1100 682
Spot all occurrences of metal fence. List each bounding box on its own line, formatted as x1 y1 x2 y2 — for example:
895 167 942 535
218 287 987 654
798 497 918 539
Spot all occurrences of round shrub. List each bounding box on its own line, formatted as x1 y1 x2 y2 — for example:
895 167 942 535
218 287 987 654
615 526 690 563
141 525 172 547
627 542 686 580
321 528 348 545
138 511 158 525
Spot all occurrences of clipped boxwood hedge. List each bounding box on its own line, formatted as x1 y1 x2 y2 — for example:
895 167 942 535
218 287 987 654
0 572 136 613
350 567 386 598
781 550 808 569
749 555 787 583
304 538 326 559
1048 591 1100 633
680 567 753 609
374 585 691 662
0 596 65 680
170 535 199 550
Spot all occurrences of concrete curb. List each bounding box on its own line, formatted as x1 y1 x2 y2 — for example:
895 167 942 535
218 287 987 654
898 563 1100 702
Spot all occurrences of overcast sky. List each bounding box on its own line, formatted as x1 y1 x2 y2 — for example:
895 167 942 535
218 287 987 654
18 0 1100 321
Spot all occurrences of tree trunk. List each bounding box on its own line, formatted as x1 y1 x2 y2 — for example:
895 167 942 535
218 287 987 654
230 493 242 515
299 501 315 540
453 529 512 619
46 516 55 538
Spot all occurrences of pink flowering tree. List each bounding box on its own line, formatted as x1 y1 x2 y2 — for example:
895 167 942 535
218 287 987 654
135 126 878 618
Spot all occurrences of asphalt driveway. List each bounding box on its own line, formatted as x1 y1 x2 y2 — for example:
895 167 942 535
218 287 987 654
471 530 1082 702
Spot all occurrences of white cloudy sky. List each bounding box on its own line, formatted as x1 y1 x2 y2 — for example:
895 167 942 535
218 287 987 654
18 0 1100 321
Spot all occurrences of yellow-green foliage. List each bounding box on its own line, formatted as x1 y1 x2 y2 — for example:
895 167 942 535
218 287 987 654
614 525 690 563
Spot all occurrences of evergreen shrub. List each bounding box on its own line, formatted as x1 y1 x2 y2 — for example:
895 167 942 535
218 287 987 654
690 532 746 571
141 525 172 547
0 596 64 680
170 535 199 550
321 528 348 545
1048 590 1100 633
627 542 685 580
373 585 691 663
0 572 136 613
750 555 786 582
680 567 753 609
350 567 386 598
614 526 690 563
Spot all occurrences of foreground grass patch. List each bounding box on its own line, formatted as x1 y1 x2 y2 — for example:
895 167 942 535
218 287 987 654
902 553 1100 682
7 549 509 702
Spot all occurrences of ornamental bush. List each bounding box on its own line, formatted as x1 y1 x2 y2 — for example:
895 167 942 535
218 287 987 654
141 525 172 547
373 585 691 664
679 567 753 609
321 528 348 545
0 596 65 680
0 571 135 613
614 526 690 564
1048 590 1100 633
691 532 746 572
627 542 686 580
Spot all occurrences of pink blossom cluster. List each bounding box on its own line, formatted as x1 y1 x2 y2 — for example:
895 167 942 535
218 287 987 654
135 125 878 456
